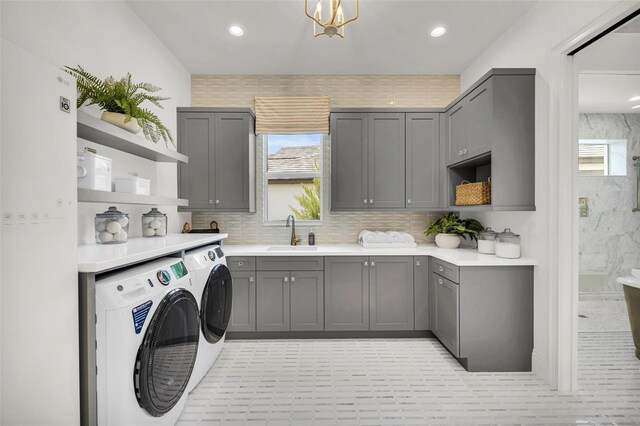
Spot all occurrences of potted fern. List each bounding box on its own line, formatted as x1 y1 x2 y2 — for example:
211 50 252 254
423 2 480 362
64 65 173 146
425 212 484 249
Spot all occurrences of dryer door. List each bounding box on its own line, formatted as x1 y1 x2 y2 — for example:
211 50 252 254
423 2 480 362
201 264 233 343
134 288 199 417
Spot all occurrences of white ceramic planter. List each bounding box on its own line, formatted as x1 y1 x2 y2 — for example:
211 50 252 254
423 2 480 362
101 111 142 134
435 233 461 249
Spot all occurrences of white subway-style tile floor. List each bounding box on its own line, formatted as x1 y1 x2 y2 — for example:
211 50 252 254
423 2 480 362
179 331 640 426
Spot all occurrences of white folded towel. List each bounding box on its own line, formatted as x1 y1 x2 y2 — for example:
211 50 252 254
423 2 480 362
359 230 415 245
385 231 415 244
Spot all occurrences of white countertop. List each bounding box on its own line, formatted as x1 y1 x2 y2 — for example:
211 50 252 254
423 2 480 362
78 233 228 273
222 244 537 267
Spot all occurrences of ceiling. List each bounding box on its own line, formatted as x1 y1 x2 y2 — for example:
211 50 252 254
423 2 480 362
126 0 535 75
579 73 640 113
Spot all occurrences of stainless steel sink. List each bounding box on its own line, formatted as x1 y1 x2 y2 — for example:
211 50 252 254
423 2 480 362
266 246 318 252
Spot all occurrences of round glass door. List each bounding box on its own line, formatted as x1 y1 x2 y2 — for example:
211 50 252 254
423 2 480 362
201 264 233 343
134 288 200 417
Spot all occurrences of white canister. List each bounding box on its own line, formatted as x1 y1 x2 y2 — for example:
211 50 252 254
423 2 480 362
77 149 112 191
477 227 498 254
115 175 151 196
495 228 521 259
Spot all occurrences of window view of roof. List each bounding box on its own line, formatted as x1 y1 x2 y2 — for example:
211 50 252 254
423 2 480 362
268 145 321 173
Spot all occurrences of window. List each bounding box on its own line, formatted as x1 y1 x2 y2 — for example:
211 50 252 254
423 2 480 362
264 134 323 223
578 139 627 176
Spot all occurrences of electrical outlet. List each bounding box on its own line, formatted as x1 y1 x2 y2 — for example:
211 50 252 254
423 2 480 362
579 197 589 217
30 212 40 224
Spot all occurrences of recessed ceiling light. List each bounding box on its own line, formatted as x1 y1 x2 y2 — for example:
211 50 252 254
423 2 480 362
430 26 447 38
630 96 640 102
228 25 245 37
632 104 640 109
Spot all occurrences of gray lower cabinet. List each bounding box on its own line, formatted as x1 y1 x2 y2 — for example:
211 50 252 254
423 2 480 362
256 271 290 332
369 256 413 330
324 256 370 331
406 113 440 209
177 108 256 212
227 271 256 332
432 272 460 356
413 256 430 330
290 271 324 331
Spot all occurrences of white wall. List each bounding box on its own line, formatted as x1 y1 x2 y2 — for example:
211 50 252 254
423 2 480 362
459 1 628 385
1 0 192 243
0 1 191 424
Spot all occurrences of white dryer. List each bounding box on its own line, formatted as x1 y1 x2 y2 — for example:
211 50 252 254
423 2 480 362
184 245 232 392
96 257 199 426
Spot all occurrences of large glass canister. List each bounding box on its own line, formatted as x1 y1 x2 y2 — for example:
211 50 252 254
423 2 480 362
477 227 498 254
495 228 521 259
95 206 129 244
142 207 167 237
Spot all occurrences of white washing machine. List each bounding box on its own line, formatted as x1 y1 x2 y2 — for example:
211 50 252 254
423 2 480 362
96 257 199 426
184 245 232 392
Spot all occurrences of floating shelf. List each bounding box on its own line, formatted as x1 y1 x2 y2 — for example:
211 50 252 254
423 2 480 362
77 111 188 164
78 188 188 207
450 204 536 212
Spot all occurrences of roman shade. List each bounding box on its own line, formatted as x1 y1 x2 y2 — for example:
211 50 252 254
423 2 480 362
254 96 330 134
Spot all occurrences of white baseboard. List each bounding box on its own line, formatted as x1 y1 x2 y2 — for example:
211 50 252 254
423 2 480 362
531 351 550 386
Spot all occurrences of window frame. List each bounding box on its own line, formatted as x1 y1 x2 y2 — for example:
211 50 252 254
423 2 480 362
262 134 324 226
578 139 627 176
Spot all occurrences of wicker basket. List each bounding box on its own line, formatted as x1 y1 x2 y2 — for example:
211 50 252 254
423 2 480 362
455 178 491 206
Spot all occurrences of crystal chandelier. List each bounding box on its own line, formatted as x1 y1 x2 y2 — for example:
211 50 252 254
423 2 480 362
304 0 359 38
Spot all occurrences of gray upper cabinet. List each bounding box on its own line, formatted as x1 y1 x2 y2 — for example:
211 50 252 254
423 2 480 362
445 102 466 166
369 256 413 331
289 271 324 331
406 113 440 209
177 108 256 212
465 79 493 159
368 113 406 209
413 256 430 330
178 112 214 210
330 113 368 210
324 257 370 331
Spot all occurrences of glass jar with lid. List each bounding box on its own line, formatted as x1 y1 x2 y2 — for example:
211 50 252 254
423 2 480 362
142 208 167 237
477 227 498 254
495 228 521 259
95 206 129 244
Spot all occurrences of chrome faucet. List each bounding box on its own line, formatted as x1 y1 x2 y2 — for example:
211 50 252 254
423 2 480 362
285 214 301 246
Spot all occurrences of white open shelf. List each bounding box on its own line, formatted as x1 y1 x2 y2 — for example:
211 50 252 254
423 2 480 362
77 110 188 163
78 188 188 207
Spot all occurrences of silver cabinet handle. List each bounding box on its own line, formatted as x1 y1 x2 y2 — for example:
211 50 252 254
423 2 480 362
416 260 421 267
364 261 369 267
284 276 289 283
458 150 463 156
438 278 444 285
462 149 468 154
237 261 243 266
249 276 254 282
407 199 412 204
215 199 220 204
371 261 375 267
439 265 444 272
209 200 214 204
291 276 296 282
369 199 374 203
364 199 368 204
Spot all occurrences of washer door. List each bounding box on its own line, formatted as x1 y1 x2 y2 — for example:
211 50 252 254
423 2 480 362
201 264 233 343
134 288 199 417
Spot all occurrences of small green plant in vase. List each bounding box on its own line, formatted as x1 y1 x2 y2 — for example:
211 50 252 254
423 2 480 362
64 65 174 147
424 212 484 249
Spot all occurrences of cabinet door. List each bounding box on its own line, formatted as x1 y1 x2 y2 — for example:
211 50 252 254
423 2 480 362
213 113 251 210
432 273 460 357
413 256 430 330
228 271 256 332
369 256 413 330
178 112 215 209
324 257 369 330
330 113 368 210
465 79 493 159
368 113 405 208
406 113 440 209
445 101 466 166
290 271 324 331
256 271 290 331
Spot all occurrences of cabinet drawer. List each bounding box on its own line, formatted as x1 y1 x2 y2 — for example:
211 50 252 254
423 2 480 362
227 256 256 272
257 256 324 271
431 258 459 283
